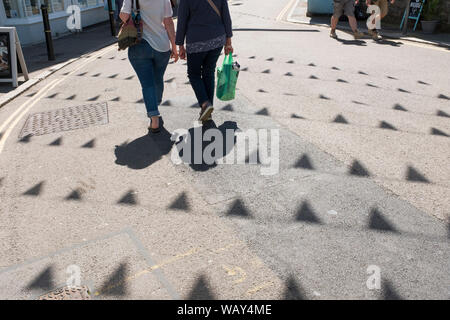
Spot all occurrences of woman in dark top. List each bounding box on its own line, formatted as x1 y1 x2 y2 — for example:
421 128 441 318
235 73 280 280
176 0 233 122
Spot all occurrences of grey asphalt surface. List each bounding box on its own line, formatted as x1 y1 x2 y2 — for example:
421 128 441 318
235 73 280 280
0 0 448 300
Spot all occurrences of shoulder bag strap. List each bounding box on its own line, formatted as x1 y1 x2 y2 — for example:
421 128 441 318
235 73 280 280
206 0 221 18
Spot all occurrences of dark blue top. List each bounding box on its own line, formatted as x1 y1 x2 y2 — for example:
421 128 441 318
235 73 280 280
175 0 233 46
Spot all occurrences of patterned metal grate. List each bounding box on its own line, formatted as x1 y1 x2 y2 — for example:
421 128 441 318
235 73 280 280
19 102 109 138
38 285 91 300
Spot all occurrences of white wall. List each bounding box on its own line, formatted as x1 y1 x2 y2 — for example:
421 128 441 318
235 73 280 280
0 3 109 46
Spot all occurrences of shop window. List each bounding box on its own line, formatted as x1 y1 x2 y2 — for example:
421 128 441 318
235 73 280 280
2 0 20 18
50 0 65 12
77 0 98 8
2 0 99 19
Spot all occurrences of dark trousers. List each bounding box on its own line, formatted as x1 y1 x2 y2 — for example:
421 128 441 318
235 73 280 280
187 47 222 107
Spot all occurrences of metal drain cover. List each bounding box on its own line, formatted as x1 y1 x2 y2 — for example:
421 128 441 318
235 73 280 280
38 285 91 300
19 102 109 138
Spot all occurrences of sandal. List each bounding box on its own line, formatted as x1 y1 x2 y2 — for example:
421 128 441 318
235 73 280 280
199 105 214 122
148 117 160 134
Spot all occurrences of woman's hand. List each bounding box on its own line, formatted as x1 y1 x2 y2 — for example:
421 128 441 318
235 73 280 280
171 46 179 63
119 12 130 24
178 45 187 60
224 38 233 56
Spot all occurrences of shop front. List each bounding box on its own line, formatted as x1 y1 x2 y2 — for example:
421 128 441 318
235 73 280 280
0 0 108 46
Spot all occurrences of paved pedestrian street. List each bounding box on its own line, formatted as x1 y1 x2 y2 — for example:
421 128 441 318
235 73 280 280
0 0 448 300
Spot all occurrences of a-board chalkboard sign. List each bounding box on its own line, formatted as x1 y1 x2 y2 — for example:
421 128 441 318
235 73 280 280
400 0 425 31
409 0 424 18
0 27 29 87
0 32 12 79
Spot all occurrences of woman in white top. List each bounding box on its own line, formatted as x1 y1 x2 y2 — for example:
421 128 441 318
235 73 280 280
120 0 178 133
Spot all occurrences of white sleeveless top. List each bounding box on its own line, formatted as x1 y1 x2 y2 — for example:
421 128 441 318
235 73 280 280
121 0 173 52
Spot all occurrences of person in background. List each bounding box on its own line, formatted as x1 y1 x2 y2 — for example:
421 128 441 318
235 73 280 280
115 0 124 22
366 0 395 40
176 0 233 122
330 0 365 40
120 0 178 133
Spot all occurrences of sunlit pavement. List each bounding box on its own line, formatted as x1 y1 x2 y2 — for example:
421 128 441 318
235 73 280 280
0 0 448 299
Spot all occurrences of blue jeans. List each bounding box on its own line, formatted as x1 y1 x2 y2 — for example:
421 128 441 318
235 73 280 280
187 47 222 107
128 41 171 117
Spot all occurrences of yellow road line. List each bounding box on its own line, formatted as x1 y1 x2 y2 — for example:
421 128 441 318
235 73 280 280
0 79 60 154
276 0 297 21
246 281 274 296
94 243 242 296
0 46 116 154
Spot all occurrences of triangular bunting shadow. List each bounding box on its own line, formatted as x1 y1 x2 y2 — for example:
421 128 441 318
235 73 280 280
65 189 82 201
169 192 190 211
382 280 403 300
295 201 321 224
349 160 370 177
49 137 62 146
23 181 44 196
436 110 449 118
222 104 233 111
283 275 306 300
333 114 348 124
187 275 217 300
379 121 397 130
255 108 269 116
430 128 448 137
294 154 314 170
98 263 128 296
368 208 398 233
19 134 32 143
81 139 95 148
87 95 100 101
406 166 429 183
26 266 55 291
393 104 407 111
118 190 138 205
226 199 252 218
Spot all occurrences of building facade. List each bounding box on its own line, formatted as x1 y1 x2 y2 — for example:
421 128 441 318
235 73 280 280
0 0 109 46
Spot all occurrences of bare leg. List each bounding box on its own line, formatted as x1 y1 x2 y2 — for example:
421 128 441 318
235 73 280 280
348 16 358 32
330 15 339 31
150 115 159 129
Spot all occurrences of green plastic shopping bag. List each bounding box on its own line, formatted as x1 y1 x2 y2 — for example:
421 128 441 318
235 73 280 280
216 53 239 101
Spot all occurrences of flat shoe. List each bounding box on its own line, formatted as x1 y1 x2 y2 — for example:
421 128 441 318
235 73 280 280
199 106 214 122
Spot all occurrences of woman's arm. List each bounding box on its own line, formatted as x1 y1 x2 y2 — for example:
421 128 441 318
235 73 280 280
119 0 132 23
175 0 189 46
221 0 233 39
163 0 178 62
221 0 233 55
163 17 179 62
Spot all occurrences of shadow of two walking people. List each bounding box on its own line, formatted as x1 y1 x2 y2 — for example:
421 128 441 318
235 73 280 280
114 120 239 171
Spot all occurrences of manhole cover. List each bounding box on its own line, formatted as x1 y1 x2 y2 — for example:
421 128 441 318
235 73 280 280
38 285 91 300
19 102 109 138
